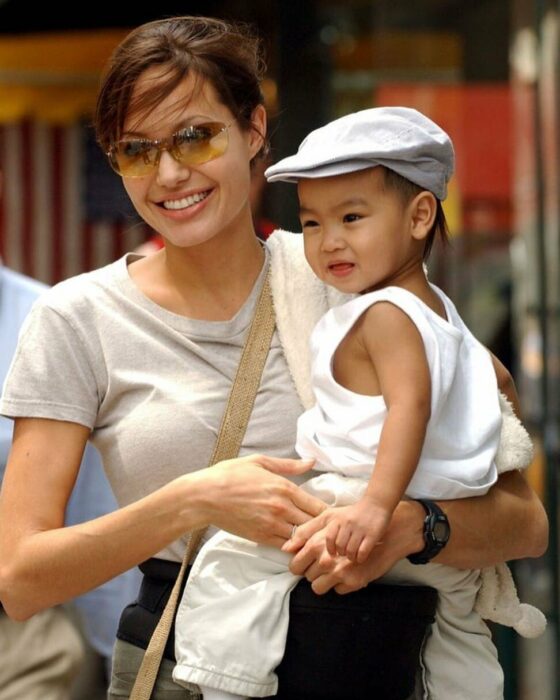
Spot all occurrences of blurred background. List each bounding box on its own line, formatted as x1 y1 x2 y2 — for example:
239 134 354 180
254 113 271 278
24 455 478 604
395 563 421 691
0 1 557 698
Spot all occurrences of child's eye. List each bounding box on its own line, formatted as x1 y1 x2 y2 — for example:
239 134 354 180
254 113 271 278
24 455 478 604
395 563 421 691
343 213 362 223
301 219 319 229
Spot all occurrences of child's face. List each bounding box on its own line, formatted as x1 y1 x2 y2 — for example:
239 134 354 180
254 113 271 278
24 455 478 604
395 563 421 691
298 167 425 294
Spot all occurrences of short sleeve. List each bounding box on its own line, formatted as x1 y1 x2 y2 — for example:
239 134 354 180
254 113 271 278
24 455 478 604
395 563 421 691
0 301 99 429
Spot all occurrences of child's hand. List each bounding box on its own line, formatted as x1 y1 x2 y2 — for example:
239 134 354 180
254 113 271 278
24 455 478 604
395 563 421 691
323 500 391 562
284 500 391 564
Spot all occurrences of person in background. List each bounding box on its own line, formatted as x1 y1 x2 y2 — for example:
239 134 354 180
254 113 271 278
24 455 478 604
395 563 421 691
0 174 140 699
0 256 85 700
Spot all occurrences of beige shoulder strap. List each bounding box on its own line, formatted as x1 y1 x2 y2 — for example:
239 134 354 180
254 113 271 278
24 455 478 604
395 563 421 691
129 271 275 700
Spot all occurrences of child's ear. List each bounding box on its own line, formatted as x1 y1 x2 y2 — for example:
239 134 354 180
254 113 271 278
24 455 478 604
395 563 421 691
410 191 437 241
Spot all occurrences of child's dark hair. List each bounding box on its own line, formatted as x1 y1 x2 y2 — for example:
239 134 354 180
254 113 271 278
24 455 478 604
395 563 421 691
95 16 267 156
382 167 449 260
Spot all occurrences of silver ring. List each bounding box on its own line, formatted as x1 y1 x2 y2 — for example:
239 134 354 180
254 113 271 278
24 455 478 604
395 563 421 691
291 524 298 539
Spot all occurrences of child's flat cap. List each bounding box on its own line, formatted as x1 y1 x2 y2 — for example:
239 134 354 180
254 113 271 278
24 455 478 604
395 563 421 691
265 107 454 200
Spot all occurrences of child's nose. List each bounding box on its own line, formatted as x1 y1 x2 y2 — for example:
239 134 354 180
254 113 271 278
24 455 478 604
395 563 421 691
321 227 345 251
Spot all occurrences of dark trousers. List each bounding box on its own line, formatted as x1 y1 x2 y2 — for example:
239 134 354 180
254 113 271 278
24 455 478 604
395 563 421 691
117 559 437 700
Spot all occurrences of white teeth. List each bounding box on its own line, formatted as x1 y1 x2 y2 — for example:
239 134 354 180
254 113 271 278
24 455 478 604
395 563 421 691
163 191 209 210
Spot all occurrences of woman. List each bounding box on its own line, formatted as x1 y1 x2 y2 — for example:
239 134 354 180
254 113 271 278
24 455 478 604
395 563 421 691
0 15 547 699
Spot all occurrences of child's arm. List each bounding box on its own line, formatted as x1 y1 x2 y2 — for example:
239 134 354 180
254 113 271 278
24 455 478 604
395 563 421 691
307 301 431 564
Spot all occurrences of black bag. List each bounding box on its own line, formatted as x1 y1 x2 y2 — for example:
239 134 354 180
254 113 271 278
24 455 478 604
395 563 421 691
272 577 437 700
117 558 437 700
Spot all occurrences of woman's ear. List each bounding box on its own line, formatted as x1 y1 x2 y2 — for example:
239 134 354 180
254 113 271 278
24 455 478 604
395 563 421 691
410 191 437 241
248 104 267 159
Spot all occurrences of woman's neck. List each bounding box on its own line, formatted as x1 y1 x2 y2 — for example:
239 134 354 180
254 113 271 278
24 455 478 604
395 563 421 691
130 231 266 321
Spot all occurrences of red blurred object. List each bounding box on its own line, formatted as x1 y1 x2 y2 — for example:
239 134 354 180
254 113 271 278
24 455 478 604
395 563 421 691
377 84 512 234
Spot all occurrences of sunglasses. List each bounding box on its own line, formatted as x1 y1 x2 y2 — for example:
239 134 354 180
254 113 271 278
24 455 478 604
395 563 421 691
107 121 232 178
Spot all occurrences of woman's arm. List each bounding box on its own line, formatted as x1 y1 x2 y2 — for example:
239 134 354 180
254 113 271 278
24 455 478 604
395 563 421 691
0 417 323 620
435 469 547 568
289 470 548 594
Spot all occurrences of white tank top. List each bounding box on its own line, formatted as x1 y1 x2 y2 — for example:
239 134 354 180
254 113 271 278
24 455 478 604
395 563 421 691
295 285 500 499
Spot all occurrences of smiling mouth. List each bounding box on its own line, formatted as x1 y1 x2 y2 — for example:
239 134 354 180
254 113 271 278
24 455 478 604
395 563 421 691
162 190 211 210
328 262 354 273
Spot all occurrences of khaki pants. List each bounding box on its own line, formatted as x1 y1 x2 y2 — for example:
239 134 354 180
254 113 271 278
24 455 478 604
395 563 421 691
0 607 84 700
109 640 200 700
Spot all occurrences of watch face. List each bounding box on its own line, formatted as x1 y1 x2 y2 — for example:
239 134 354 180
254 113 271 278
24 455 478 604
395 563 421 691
433 519 450 544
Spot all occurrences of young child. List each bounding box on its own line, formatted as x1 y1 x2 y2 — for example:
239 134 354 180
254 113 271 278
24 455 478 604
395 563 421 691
172 107 544 700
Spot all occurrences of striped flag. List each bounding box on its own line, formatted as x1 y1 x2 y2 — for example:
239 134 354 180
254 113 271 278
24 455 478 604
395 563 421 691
0 120 150 285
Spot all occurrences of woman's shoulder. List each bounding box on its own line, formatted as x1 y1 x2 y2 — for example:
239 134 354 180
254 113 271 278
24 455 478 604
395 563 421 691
33 255 131 320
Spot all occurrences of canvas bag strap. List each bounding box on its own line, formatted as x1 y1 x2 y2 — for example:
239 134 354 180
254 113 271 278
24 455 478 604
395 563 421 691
129 270 275 700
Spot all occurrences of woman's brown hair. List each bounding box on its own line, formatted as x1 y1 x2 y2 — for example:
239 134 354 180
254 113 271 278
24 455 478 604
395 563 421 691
95 16 267 154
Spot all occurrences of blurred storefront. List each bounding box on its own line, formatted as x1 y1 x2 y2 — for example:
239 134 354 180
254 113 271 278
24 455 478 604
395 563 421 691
510 1 560 698
0 1 556 697
0 30 151 282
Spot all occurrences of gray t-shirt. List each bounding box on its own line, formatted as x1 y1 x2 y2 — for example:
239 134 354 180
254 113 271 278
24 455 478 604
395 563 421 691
0 251 303 561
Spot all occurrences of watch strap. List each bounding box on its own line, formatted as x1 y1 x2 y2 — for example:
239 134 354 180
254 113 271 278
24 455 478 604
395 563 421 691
407 499 450 565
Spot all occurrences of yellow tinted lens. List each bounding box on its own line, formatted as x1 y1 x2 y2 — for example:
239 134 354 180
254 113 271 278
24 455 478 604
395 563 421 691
173 123 228 166
107 123 229 177
110 139 158 176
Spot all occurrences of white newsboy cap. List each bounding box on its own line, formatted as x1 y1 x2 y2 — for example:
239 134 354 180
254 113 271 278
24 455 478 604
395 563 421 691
265 106 454 200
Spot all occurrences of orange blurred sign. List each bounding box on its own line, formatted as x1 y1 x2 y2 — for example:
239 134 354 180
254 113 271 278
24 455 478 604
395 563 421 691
377 84 512 234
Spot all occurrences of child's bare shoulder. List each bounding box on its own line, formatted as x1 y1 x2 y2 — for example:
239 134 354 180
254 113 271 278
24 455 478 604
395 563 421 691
354 300 425 361
358 299 418 334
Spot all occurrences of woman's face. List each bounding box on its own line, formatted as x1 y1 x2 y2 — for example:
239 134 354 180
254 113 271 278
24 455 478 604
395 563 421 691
120 66 265 250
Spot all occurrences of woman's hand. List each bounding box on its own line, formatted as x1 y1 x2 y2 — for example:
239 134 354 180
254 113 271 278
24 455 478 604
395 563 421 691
284 500 391 564
285 500 425 594
191 454 326 549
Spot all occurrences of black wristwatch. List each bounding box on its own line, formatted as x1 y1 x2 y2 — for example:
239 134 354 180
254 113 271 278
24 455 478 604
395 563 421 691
407 499 450 565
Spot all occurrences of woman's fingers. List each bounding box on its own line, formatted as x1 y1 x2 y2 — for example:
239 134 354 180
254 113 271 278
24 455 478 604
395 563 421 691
312 572 357 595
289 487 326 519
256 455 316 476
288 531 334 576
301 551 336 586
310 572 337 595
268 534 293 550
287 541 318 575
311 560 369 595
273 486 326 542
208 454 325 546
282 513 327 553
